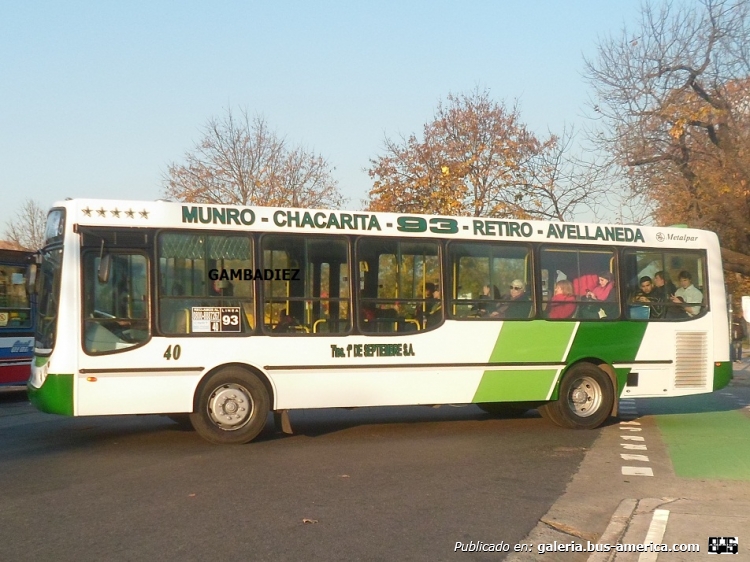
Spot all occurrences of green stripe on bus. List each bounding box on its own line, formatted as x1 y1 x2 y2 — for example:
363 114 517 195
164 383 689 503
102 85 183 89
565 322 648 364
473 369 558 402
565 322 647 396
28 373 74 416
488 321 576 363
474 321 649 403
473 321 575 402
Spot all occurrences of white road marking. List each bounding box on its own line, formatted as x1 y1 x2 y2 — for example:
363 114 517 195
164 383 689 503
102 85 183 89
621 443 648 450
622 466 653 476
621 435 645 441
638 509 670 562
620 454 649 461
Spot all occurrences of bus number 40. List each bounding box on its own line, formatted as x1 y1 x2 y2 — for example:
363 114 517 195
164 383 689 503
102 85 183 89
164 344 182 360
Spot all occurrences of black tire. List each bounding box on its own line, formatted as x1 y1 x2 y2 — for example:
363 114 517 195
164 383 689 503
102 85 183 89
190 367 270 444
540 363 614 429
477 403 528 417
537 401 567 426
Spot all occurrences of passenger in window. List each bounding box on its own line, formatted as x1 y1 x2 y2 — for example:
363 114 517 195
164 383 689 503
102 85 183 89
211 279 233 296
632 276 655 302
548 280 576 319
579 271 616 319
425 285 443 328
650 271 674 318
585 271 615 302
629 276 659 319
494 279 532 319
671 270 703 317
273 311 300 333
653 271 677 299
417 282 438 326
474 284 500 317
631 276 658 305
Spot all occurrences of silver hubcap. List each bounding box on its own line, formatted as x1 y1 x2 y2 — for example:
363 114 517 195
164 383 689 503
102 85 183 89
207 383 254 430
566 376 602 418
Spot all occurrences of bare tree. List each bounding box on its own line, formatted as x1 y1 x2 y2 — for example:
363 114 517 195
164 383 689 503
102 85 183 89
3 199 47 250
585 0 750 264
164 108 346 208
518 126 610 221
367 89 604 220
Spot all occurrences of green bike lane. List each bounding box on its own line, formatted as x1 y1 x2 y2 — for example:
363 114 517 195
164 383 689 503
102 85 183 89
507 361 750 562
642 364 750 482
614 361 750 560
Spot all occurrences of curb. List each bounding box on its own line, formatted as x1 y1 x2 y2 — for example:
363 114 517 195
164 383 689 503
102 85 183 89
586 498 637 562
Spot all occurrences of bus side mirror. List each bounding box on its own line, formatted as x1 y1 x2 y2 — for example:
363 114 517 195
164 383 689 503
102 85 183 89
98 254 112 284
26 264 38 294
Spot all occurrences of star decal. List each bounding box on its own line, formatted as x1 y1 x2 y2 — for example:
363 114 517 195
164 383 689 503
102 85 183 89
82 207 92 217
97 207 107 217
125 209 135 218
139 209 149 219
111 208 121 218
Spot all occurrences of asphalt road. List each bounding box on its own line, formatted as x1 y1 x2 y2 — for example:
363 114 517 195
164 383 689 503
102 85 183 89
0 393 600 562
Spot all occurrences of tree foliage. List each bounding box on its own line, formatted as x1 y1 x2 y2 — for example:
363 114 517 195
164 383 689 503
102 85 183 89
3 199 47 251
586 0 750 263
367 89 604 221
164 108 346 209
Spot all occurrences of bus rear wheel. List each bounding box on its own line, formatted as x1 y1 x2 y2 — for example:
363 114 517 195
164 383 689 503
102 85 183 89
538 363 613 429
190 367 270 444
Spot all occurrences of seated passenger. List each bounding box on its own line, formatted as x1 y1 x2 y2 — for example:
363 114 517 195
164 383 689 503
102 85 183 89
671 270 703 317
425 285 443 328
547 280 576 319
493 279 531 319
631 276 656 304
585 271 615 301
416 282 438 326
630 276 659 319
579 271 617 319
473 284 500 317
651 271 676 319
273 311 300 333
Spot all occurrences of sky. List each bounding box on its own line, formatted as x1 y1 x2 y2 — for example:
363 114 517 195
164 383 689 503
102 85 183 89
0 1 645 232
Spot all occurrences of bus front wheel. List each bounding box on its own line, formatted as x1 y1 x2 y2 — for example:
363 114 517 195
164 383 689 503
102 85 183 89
190 367 270 444
538 363 613 429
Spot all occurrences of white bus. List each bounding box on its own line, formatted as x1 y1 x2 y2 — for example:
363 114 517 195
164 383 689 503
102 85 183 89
29 199 731 444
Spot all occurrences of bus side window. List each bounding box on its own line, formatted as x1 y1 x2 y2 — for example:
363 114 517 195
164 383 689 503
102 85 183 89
261 235 351 335
621 249 708 321
540 246 619 320
157 232 255 335
447 242 533 321
356 238 442 333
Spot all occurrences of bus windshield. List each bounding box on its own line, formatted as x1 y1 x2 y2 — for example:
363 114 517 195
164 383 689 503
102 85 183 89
35 247 63 352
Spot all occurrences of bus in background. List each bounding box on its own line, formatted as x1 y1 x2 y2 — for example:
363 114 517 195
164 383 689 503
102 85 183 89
0 248 35 386
28 199 731 443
